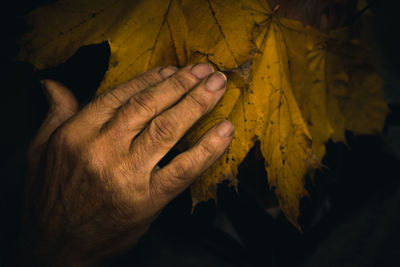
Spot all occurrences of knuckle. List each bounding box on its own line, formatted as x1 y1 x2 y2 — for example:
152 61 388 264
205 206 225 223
171 160 189 179
197 140 216 159
121 76 150 92
165 75 190 95
123 78 147 92
153 166 186 197
150 173 172 199
98 90 124 107
140 68 164 84
128 142 146 165
81 145 98 170
187 93 210 114
149 117 175 144
128 91 157 117
51 126 78 149
118 71 157 95
81 138 100 161
165 158 195 186
81 137 112 175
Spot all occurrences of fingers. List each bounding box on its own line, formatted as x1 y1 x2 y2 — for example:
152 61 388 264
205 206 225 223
150 120 234 206
81 66 179 123
130 70 227 168
102 66 179 108
103 63 215 145
28 80 78 166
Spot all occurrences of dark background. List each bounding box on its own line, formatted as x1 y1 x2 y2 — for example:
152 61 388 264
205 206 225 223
1 0 400 266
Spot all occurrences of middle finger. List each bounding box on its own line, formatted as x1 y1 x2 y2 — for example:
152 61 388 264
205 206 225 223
102 63 214 147
129 71 227 169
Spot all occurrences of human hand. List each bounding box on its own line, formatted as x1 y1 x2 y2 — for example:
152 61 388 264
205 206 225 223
21 63 233 265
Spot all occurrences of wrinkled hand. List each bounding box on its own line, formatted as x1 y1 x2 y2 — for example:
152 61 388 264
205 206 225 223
21 63 233 265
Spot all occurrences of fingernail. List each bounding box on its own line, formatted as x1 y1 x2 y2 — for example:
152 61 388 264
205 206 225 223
205 72 227 92
191 63 214 79
160 66 179 79
216 120 234 137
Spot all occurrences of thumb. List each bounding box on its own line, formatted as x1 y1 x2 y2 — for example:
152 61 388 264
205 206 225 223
42 79 79 122
28 79 79 161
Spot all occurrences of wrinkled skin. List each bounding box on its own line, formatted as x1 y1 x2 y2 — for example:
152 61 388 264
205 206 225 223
21 63 233 265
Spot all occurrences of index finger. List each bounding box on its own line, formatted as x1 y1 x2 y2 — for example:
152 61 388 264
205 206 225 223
80 66 179 123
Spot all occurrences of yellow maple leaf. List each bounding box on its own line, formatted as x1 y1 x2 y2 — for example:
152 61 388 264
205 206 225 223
18 0 388 229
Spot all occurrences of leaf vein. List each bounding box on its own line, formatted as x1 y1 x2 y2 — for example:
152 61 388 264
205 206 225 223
207 0 239 66
146 0 173 70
